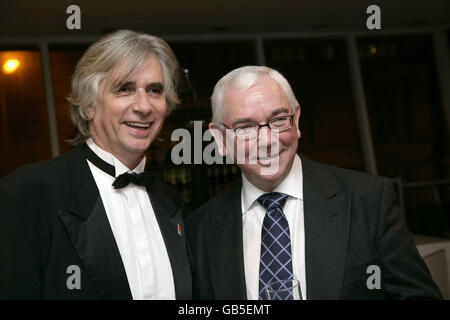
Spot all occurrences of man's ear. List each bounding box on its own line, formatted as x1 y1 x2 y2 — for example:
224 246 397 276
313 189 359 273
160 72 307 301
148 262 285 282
294 105 301 139
209 122 227 157
85 105 95 120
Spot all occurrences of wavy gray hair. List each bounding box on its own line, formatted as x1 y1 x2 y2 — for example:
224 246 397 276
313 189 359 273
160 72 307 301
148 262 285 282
211 66 299 124
67 29 180 145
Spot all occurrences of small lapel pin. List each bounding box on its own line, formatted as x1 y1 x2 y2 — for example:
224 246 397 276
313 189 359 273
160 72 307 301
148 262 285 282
177 223 182 236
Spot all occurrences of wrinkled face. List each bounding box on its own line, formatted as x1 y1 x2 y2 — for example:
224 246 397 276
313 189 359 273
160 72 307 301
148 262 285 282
219 78 301 190
88 55 166 167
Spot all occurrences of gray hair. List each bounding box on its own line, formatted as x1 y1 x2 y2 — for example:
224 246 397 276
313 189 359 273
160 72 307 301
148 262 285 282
67 29 180 145
211 66 299 124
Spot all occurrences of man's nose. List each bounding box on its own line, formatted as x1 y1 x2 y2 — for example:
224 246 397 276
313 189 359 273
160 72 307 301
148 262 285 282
257 126 273 147
133 89 153 114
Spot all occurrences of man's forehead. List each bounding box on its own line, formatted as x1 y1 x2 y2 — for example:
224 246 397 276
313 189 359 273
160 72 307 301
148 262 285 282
223 78 287 119
109 55 162 84
227 78 285 100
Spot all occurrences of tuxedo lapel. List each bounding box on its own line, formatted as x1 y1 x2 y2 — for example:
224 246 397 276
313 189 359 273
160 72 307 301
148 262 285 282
302 157 351 300
207 187 247 299
148 182 192 300
58 145 132 299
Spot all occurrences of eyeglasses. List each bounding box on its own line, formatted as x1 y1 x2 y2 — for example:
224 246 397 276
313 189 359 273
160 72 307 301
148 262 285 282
221 114 294 140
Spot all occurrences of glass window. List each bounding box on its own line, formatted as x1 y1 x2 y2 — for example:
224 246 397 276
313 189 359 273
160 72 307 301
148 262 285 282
0 50 51 178
358 35 448 181
264 38 365 171
169 40 256 106
358 35 450 237
49 46 87 155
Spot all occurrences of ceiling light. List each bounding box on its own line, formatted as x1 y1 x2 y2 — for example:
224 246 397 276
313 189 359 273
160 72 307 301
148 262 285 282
3 59 20 73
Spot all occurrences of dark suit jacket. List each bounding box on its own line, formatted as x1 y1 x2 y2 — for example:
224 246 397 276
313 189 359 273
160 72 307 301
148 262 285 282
185 156 442 299
0 144 192 299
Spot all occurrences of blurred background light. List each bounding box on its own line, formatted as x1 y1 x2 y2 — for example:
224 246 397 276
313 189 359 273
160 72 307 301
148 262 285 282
3 59 20 73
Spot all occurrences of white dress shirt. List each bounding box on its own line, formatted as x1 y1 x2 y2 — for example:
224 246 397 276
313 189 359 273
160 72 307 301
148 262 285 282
86 138 175 300
242 154 307 300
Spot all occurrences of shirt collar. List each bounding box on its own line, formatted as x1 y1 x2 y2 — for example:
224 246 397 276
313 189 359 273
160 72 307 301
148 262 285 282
86 138 146 177
241 154 303 214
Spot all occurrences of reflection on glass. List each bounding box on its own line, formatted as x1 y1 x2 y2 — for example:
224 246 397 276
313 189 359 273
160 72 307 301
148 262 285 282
0 50 51 178
49 47 86 155
358 35 450 238
169 41 255 106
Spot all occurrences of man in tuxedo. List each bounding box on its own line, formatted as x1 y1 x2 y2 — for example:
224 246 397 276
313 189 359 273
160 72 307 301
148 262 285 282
185 66 442 300
0 30 191 299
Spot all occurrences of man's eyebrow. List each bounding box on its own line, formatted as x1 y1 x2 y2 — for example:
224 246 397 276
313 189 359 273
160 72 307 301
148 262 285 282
231 117 253 127
110 80 135 92
270 107 291 117
230 108 291 126
115 80 164 88
147 82 164 90
118 80 135 87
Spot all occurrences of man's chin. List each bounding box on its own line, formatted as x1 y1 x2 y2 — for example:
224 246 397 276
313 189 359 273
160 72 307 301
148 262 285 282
242 167 285 191
245 165 283 181
124 139 152 154
257 170 283 180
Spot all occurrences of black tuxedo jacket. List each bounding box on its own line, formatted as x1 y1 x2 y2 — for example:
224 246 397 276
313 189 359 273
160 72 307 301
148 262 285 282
185 156 442 299
0 144 191 299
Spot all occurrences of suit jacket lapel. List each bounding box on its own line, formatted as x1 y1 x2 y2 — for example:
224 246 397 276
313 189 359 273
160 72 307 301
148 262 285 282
302 157 351 300
57 145 132 299
148 181 192 300
207 186 247 299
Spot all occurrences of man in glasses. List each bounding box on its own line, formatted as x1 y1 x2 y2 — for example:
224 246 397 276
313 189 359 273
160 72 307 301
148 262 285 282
185 66 441 300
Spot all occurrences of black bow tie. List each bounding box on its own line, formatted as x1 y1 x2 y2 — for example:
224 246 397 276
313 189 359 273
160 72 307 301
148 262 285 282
83 144 156 189
111 172 156 189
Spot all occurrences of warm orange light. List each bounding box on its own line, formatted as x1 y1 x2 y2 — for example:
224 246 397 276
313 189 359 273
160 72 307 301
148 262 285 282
3 59 20 73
